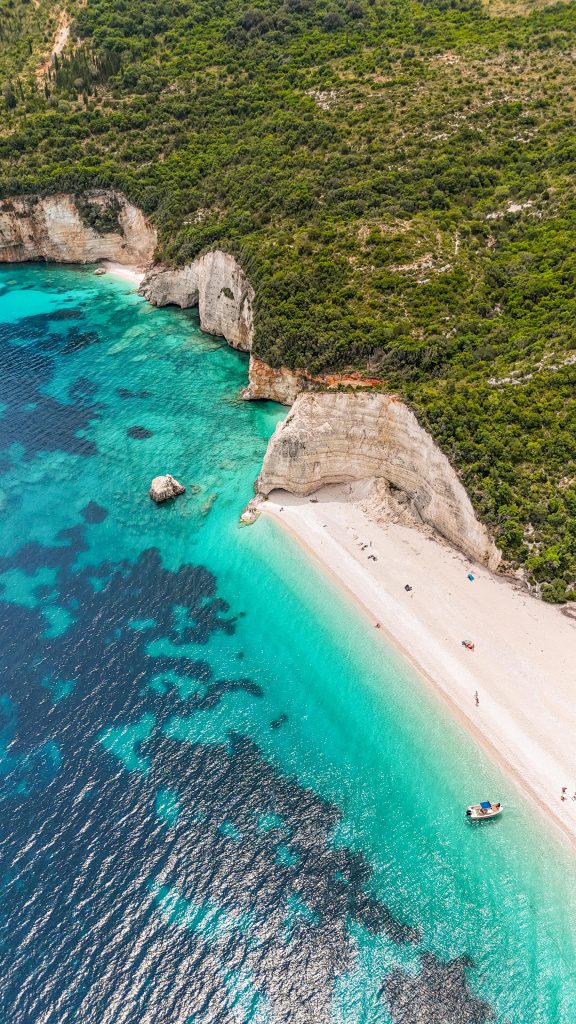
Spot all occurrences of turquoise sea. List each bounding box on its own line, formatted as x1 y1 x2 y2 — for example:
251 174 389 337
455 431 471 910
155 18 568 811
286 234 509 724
1 263 575 1023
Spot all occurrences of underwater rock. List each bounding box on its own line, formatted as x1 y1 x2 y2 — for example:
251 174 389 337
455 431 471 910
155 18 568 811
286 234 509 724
128 425 153 439
81 501 108 524
200 493 218 516
117 388 151 400
149 474 186 503
271 713 288 729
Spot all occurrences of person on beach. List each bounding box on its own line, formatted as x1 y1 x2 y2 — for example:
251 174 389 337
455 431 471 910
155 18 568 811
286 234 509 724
561 787 567 801
474 691 479 707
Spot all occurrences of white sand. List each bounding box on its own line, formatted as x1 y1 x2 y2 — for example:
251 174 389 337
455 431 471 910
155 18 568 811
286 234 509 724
261 483 576 845
100 262 145 285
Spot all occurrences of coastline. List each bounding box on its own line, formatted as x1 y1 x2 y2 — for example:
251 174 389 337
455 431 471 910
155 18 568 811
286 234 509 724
261 483 576 847
101 261 145 285
5 248 576 848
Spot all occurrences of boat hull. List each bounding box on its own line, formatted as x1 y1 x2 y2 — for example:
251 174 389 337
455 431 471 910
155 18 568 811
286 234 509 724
466 804 503 821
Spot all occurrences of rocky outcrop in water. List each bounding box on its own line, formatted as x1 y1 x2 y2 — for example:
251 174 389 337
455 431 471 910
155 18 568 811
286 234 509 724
149 475 186 503
140 251 254 352
257 392 501 568
0 192 156 266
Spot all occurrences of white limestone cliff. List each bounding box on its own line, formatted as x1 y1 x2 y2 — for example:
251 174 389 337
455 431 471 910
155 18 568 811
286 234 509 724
139 251 254 352
257 392 501 569
0 192 156 266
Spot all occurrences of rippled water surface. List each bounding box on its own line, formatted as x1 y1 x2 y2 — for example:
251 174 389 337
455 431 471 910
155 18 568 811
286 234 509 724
1 263 575 1024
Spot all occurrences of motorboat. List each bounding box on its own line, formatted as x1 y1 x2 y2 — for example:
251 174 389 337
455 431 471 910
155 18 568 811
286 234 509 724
466 801 503 821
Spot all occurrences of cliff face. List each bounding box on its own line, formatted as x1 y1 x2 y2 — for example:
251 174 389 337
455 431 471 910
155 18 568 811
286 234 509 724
0 192 156 266
242 357 306 404
139 251 254 352
257 392 501 569
243 355 383 405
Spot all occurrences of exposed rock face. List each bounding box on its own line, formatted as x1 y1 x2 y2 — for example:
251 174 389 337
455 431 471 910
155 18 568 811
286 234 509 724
149 474 186 503
257 392 501 569
0 192 157 266
239 497 262 525
242 355 383 405
242 358 305 404
140 251 254 352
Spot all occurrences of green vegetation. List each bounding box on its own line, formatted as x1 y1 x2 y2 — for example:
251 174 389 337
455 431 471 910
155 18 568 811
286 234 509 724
0 0 67 82
77 193 121 233
1 0 576 597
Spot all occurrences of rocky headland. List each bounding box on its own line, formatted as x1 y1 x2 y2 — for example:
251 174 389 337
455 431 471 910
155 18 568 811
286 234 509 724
139 252 254 352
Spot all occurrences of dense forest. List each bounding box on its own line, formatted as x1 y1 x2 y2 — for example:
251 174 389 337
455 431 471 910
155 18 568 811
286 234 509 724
1 0 576 598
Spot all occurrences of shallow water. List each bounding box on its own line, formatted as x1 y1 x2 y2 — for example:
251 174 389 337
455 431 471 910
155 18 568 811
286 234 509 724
0 263 575 1023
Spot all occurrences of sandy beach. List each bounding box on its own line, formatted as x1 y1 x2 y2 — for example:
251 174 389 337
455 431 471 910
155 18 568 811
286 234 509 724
101 261 145 285
261 483 576 845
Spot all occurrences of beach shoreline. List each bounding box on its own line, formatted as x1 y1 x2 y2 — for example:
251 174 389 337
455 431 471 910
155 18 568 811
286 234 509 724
101 261 145 285
260 483 576 848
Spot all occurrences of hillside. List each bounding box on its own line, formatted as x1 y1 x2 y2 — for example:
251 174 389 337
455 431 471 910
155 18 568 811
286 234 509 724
1 0 576 598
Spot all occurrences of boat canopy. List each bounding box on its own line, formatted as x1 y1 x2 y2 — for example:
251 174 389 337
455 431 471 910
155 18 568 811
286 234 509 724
480 801 491 809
